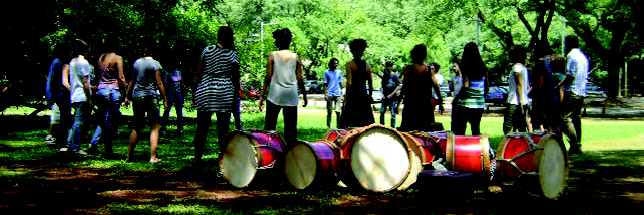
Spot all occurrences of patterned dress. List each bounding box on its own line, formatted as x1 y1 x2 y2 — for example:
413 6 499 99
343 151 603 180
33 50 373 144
195 45 239 113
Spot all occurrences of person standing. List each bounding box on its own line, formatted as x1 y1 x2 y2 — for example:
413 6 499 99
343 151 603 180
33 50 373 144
379 61 401 127
87 37 126 157
259 28 308 145
46 43 72 149
161 63 185 134
65 39 94 155
451 42 488 135
324 58 343 128
559 36 589 155
502 45 531 134
430 62 444 114
193 26 241 163
399 45 443 132
126 41 168 163
339 39 374 129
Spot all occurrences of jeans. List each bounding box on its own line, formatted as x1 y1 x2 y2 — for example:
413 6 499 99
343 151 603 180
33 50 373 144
89 89 122 151
67 102 92 151
231 96 242 130
379 98 398 127
161 91 184 131
560 92 583 145
326 95 342 128
264 100 298 146
502 104 529 134
194 110 231 159
451 105 484 135
53 88 72 148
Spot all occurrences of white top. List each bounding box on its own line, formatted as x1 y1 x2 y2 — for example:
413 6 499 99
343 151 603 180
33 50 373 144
507 64 530 105
268 51 299 107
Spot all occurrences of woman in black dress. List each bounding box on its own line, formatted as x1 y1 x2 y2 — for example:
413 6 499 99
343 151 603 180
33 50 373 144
339 39 374 128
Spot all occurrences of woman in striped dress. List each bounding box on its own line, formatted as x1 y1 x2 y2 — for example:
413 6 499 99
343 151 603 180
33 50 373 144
451 42 488 135
193 26 241 162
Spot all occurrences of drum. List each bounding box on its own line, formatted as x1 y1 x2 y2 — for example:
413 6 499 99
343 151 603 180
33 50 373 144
445 134 493 180
338 124 422 192
402 131 443 166
426 130 453 155
495 132 568 199
323 128 353 147
220 130 286 188
284 140 340 190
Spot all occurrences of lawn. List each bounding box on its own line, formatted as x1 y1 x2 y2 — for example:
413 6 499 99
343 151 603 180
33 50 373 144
1 104 643 214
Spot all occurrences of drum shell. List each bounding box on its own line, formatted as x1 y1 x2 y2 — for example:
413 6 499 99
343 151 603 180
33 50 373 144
405 131 443 166
495 132 569 199
445 134 492 181
285 140 340 190
426 130 453 156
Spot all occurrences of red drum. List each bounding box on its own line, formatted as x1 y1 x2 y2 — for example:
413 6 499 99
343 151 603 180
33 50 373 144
339 124 422 192
426 130 453 155
323 128 353 147
284 140 340 190
445 134 492 180
403 131 443 166
220 130 286 188
496 132 568 199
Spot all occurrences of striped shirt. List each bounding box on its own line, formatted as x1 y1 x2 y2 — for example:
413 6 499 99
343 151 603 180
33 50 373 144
564 48 589 96
507 64 530 105
458 77 486 109
195 45 239 112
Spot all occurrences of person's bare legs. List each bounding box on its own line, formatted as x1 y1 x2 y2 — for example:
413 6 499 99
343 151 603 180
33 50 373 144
126 129 139 162
149 118 159 163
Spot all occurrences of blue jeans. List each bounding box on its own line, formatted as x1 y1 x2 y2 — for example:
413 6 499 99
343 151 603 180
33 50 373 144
231 95 242 130
379 98 398 127
502 104 529 134
67 102 92 151
89 88 122 151
162 91 184 131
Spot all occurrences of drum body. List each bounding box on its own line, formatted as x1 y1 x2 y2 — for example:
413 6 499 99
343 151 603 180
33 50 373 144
323 128 352 147
403 131 442 166
338 124 422 192
496 132 568 199
284 140 340 190
445 134 492 180
220 130 286 188
426 130 453 156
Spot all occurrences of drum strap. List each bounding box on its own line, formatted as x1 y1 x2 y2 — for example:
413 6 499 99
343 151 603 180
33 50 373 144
496 146 542 176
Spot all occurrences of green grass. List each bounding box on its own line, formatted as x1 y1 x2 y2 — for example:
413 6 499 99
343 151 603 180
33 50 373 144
2 104 644 214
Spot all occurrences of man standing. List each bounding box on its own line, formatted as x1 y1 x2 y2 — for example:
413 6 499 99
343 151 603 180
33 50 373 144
65 39 94 155
559 35 589 155
324 58 342 128
430 63 444 114
379 61 401 127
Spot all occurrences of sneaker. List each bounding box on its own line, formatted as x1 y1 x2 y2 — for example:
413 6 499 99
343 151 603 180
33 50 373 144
59 147 69 152
73 150 88 155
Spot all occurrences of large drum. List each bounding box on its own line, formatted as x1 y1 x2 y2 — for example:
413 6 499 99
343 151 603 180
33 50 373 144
426 130 453 155
445 134 493 181
323 128 353 147
402 131 443 167
220 130 286 188
495 132 568 199
338 124 422 192
284 140 340 190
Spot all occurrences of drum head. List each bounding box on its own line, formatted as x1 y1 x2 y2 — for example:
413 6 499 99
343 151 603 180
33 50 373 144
350 126 411 192
284 143 317 190
221 132 258 188
538 136 568 199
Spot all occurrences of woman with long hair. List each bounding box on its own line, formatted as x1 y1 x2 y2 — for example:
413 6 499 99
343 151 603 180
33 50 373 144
451 42 488 135
193 26 241 163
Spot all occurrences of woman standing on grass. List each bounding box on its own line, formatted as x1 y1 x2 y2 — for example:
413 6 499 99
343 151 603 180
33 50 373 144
339 39 374 129
451 42 488 135
399 44 443 132
126 41 167 163
259 28 307 146
193 26 241 163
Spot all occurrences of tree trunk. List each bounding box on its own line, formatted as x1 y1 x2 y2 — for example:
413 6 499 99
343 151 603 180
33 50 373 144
607 24 627 100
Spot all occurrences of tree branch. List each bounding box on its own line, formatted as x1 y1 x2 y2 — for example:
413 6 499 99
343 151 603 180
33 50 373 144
517 7 535 36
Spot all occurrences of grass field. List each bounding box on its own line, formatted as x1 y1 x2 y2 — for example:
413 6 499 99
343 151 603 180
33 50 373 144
1 105 643 214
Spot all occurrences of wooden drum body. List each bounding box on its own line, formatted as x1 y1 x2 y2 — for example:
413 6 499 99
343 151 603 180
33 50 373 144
220 130 286 188
402 131 442 167
496 132 568 199
323 128 352 147
445 134 492 180
339 124 422 192
284 140 340 190
426 130 453 156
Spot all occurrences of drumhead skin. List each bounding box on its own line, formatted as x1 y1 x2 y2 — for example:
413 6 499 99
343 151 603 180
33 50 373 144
221 132 259 188
539 135 568 199
348 126 412 192
285 143 318 189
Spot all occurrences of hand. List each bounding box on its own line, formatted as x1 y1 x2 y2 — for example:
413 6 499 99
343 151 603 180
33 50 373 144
325 94 329 100
387 94 393 99
303 97 308 107
520 106 525 114
123 99 131 109
163 100 169 111
259 98 265 112
438 104 445 115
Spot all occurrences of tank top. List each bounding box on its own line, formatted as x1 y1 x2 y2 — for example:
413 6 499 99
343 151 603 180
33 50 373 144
267 51 299 107
98 54 120 90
